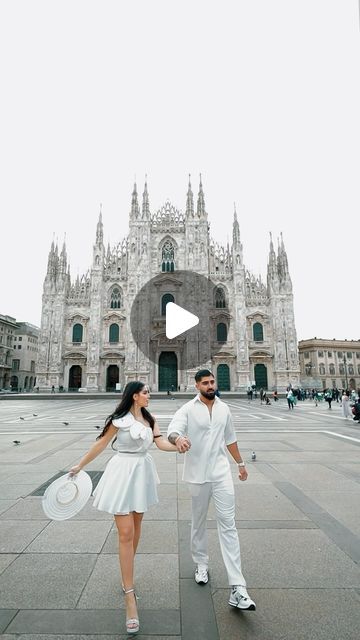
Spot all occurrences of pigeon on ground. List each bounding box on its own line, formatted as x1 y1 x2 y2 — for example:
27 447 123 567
13 440 21 445
19 417 25 420
62 422 69 425
33 413 38 416
95 426 101 429
251 451 256 461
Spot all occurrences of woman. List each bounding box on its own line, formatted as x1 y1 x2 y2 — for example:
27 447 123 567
341 391 352 419
69 381 184 634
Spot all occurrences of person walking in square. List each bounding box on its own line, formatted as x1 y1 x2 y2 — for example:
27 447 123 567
167 369 256 611
69 381 185 634
341 391 352 419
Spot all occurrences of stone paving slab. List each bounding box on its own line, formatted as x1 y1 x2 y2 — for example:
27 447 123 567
26 521 113 554
0 554 18 575
0 497 50 520
77 553 179 609
306 490 360 536
5 609 181 636
0 520 49 553
0 554 97 609
212 588 360 640
0 609 17 633
200 529 360 589
0 636 180 640
0 499 18 515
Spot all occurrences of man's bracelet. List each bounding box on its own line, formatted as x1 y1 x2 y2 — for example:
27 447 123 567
237 462 246 468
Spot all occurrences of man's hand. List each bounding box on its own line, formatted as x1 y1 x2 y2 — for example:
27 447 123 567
175 435 191 453
238 466 248 481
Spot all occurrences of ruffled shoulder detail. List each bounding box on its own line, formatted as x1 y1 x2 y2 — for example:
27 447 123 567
112 413 135 429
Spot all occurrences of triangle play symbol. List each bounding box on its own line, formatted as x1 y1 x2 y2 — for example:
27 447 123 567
165 302 199 339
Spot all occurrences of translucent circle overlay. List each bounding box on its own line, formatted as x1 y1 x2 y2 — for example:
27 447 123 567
130 270 229 370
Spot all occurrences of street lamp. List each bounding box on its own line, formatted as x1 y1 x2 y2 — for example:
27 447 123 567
343 355 348 391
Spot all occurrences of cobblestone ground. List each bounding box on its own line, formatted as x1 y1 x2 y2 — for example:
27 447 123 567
0 394 359 639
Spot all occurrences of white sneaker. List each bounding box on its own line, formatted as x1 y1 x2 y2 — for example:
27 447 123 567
194 566 209 584
229 586 256 610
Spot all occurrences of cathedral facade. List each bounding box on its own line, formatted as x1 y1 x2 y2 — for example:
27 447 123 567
36 178 300 393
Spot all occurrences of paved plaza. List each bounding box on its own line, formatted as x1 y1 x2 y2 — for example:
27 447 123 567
0 394 359 639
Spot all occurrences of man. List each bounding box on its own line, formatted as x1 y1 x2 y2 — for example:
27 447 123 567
167 369 256 611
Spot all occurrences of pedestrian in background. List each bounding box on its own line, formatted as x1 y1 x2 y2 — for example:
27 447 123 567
341 391 352 419
287 389 294 410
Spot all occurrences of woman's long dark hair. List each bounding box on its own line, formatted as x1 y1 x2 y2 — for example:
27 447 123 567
96 381 154 448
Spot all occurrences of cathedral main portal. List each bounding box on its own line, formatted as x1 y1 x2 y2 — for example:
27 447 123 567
159 352 178 391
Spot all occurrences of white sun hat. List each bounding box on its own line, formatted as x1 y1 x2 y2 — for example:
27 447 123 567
42 470 93 520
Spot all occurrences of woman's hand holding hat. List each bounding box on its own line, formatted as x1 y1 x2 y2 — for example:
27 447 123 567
68 464 82 477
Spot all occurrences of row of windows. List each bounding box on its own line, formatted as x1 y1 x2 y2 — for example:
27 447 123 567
306 363 360 375
72 322 231 344
109 287 233 311
304 351 360 359
72 323 121 344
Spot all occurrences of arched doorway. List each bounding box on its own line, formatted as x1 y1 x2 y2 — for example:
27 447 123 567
159 352 177 391
10 375 18 390
217 364 230 391
24 376 29 390
254 363 268 390
69 365 82 391
106 365 119 392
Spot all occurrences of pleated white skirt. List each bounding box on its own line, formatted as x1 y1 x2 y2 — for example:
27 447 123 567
92 452 160 515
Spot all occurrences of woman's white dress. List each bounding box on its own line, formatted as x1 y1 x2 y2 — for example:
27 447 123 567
92 412 160 515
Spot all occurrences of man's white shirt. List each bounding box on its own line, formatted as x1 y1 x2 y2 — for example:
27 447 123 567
167 394 237 483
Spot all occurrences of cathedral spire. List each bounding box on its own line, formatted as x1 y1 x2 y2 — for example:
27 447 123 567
197 173 206 217
232 203 241 247
95 204 104 245
186 174 194 217
46 236 56 275
59 235 67 274
277 231 290 282
142 176 150 219
130 182 140 220
267 232 278 283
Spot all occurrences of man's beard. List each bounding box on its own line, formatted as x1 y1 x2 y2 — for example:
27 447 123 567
200 389 216 399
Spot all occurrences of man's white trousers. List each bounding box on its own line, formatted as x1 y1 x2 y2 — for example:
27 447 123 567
189 475 246 586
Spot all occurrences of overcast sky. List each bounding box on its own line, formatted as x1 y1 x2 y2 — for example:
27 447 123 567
1 0 359 342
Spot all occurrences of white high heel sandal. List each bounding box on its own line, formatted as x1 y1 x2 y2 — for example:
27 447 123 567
123 587 139 634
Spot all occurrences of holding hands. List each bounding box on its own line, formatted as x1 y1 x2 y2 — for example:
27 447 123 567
175 435 191 453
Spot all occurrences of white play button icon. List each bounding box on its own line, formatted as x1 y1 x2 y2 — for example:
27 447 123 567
165 302 199 339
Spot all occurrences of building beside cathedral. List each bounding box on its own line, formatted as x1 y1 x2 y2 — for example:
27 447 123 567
37 178 300 392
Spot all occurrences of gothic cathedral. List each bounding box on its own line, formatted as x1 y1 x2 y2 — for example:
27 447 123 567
37 178 300 392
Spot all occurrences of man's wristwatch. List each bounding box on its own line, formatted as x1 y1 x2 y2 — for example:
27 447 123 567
237 462 246 468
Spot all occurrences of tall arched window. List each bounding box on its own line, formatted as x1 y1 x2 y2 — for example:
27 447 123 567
161 240 175 272
253 322 264 342
215 287 226 308
161 293 175 316
109 323 119 343
329 364 335 375
72 323 83 343
110 287 122 309
217 323 227 342
319 364 325 375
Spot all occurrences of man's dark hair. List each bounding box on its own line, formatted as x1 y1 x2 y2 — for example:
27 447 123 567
195 369 214 382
